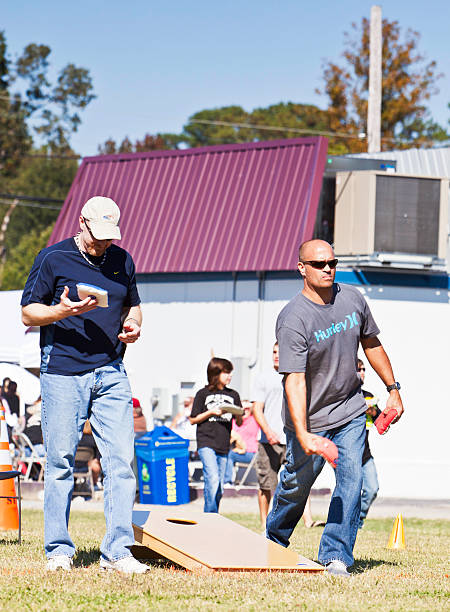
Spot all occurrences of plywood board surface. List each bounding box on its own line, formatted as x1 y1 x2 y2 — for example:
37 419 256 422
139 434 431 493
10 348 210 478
133 509 323 573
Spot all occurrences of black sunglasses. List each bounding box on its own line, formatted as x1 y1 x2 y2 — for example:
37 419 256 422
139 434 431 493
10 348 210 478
300 258 338 270
83 218 95 238
358 367 366 372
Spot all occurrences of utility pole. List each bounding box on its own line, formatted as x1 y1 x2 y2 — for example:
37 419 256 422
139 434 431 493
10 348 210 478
367 5 382 153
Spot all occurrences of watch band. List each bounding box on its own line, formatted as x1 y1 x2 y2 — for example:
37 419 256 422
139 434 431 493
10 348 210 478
386 382 401 392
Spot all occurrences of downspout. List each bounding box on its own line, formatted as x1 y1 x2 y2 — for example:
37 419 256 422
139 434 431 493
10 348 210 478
230 271 237 355
248 271 265 369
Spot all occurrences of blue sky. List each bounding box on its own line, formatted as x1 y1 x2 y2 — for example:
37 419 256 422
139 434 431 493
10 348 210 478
3 0 449 156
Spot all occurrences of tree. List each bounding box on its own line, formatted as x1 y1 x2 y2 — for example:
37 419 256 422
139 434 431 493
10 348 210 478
180 103 340 149
182 106 253 147
0 33 31 175
0 31 95 288
1 224 53 290
318 17 448 151
0 30 95 170
0 145 77 289
98 132 182 155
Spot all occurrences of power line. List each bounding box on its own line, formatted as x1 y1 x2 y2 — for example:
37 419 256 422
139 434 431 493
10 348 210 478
0 199 62 210
0 193 63 210
188 118 400 144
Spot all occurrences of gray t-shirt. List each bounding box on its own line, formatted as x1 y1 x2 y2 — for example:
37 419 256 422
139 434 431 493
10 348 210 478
251 368 286 445
276 283 380 433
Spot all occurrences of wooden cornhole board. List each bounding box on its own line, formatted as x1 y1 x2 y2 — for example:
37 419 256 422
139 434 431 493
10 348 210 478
132 509 324 574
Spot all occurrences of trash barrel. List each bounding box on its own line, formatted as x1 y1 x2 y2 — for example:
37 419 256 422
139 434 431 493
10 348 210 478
135 426 189 505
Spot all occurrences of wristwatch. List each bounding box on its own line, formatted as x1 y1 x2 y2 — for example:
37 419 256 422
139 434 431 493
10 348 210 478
386 382 401 392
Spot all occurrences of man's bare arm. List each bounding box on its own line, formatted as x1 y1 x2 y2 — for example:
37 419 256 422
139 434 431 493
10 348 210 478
285 372 322 455
252 401 280 445
118 305 142 344
361 336 404 423
22 286 97 326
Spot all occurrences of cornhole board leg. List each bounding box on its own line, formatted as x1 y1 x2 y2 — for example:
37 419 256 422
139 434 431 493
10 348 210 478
132 509 324 574
133 525 215 574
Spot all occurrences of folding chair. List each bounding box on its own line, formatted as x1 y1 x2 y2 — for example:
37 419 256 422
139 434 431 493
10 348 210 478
73 446 95 498
13 432 46 481
0 470 22 544
234 453 258 491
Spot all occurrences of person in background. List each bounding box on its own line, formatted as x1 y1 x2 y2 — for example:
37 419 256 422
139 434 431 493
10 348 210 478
251 342 287 530
132 398 147 436
4 380 20 418
170 396 195 440
189 358 242 513
1 377 11 399
224 400 259 485
357 358 381 528
23 397 45 458
3 380 25 437
76 420 102 489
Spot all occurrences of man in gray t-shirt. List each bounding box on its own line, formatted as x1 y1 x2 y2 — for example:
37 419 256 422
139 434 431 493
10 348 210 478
266 239 404 578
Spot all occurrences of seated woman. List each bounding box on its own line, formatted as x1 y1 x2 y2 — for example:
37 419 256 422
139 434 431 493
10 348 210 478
224 400 259 485
23 397 45 457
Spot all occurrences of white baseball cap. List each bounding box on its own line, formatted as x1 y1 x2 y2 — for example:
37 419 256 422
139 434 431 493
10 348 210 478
81 196 121 240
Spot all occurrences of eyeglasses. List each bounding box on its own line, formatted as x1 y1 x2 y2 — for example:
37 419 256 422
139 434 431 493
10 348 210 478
357 367 366 372
83 218 95 239
300 258 338 270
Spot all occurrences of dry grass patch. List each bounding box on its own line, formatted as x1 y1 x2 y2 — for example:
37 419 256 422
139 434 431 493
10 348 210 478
0 509 448 611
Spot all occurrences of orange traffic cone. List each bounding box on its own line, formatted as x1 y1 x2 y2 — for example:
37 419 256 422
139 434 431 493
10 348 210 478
387 513 406 550
0 403 20 530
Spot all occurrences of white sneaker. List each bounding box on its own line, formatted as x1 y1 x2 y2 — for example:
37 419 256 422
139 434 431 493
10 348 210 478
46 555 73 571
325 560 350 577
100 555 150 574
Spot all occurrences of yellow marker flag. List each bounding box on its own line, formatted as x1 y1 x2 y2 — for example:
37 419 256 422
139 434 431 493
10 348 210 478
387 513 406 550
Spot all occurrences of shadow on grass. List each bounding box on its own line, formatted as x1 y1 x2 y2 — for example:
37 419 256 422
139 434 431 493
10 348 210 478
352 558 399 573
73 546 102 568
0 535 21 546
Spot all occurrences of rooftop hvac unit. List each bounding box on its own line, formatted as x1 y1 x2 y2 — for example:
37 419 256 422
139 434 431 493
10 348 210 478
334 171 448 268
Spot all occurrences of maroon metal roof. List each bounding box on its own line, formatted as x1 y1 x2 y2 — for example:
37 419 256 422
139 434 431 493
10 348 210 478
49 137 328 273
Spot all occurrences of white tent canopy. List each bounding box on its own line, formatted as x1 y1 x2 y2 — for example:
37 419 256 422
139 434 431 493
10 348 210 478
0 290 40 368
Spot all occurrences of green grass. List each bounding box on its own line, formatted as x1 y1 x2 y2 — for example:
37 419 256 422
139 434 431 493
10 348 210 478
1 510 449 611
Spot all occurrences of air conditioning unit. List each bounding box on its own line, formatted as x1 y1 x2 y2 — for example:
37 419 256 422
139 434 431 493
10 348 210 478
334 171 448 267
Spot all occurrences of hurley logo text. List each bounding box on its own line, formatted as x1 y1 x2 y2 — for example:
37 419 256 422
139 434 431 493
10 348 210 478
314 312 358 343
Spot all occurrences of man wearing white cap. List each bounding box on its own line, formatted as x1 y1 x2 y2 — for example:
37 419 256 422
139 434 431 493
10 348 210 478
21 196 149 574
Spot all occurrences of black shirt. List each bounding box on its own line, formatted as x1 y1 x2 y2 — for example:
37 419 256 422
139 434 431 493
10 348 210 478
191 386 241 454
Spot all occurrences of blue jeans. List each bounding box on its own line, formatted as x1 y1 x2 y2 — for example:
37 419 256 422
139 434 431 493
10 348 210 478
224 451 255 484
266 413 365 568
197 447 227 512
359 457 379 528
40 359 135 561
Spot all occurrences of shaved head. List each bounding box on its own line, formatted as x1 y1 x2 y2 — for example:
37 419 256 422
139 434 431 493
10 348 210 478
298 239 333 262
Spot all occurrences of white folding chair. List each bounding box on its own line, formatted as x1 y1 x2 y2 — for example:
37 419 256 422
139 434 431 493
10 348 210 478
14 432 46 481
234 453 258 491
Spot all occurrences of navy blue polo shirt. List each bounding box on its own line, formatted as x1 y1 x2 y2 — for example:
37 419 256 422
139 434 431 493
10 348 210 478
21 238 141 375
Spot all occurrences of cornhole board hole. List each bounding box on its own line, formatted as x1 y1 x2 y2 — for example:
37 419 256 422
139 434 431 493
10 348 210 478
132 509 324 574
